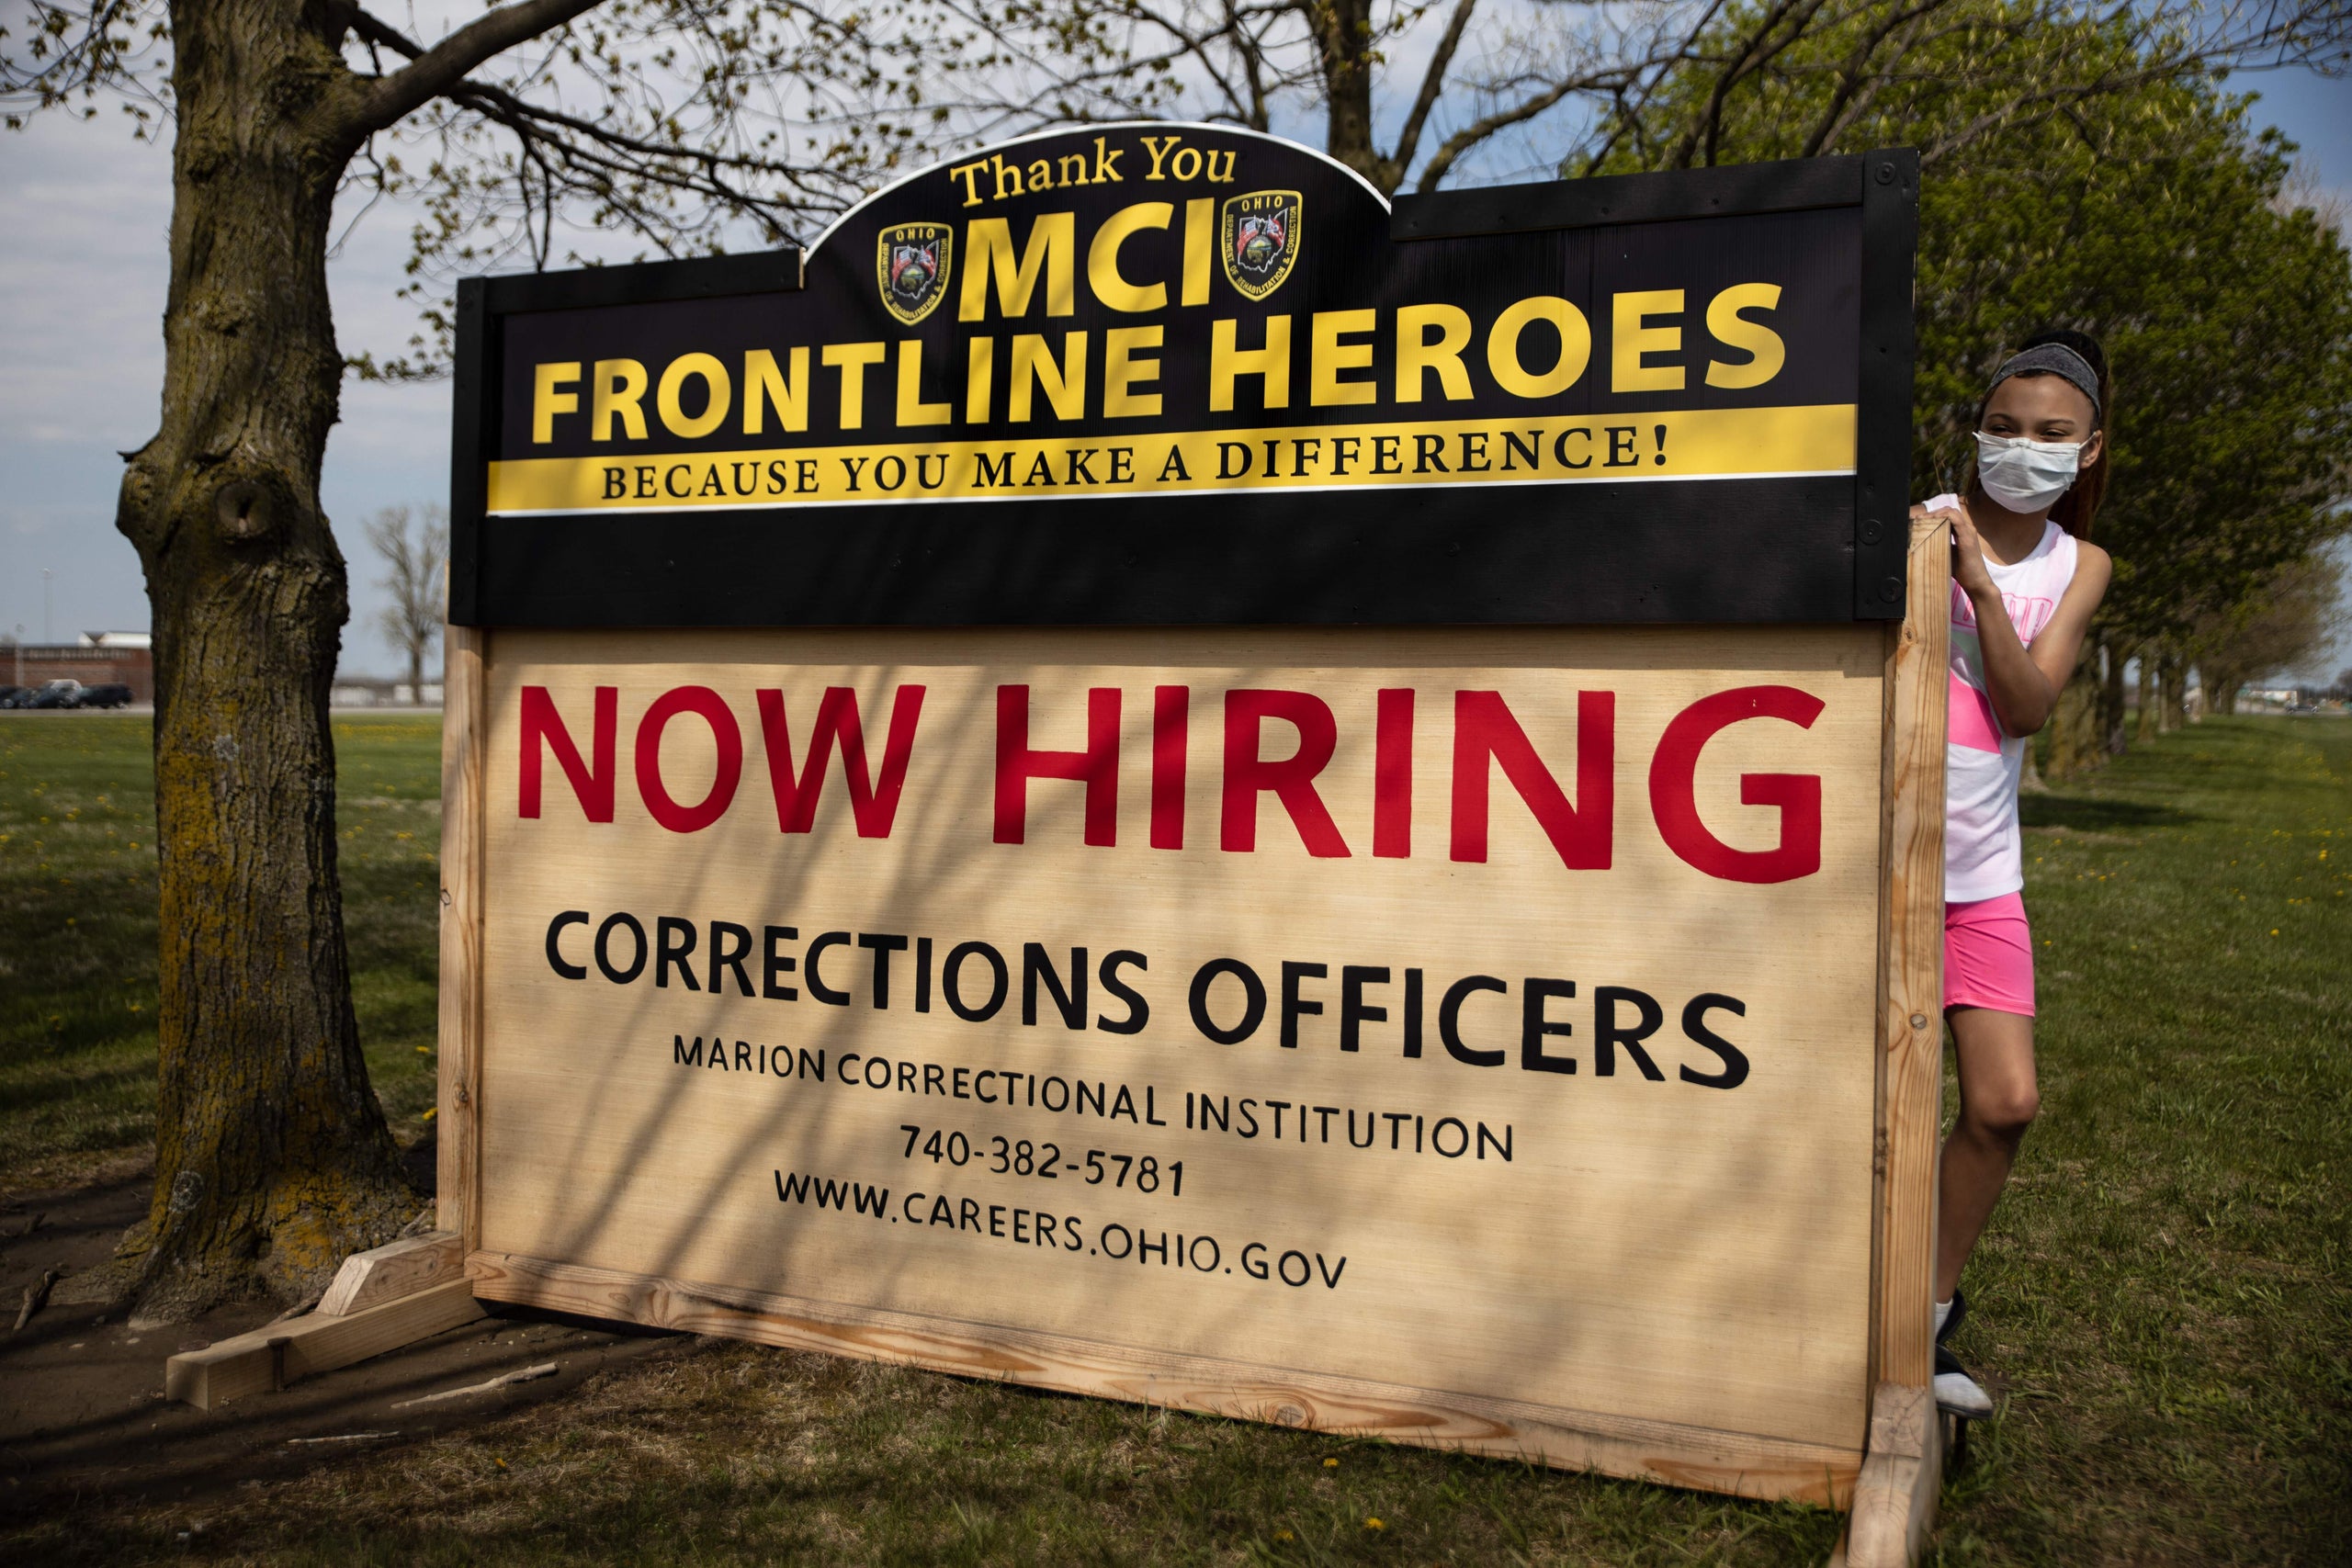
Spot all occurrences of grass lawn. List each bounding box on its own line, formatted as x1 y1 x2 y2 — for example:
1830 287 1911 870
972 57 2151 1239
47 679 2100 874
2 712 2346 1564
0 714 445 1193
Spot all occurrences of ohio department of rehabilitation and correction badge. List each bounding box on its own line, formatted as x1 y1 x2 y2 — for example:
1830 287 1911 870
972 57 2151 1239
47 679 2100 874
877 222 953 325
1220 191 1300 301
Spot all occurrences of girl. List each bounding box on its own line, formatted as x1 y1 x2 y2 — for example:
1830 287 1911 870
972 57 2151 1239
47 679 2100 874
1912 330 2113 1417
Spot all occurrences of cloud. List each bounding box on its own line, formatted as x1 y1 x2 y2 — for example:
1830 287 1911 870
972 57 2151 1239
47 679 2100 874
0 113 454 670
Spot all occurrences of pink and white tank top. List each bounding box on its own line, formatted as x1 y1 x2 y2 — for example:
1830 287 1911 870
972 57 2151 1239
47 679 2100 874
1929 497 2079 902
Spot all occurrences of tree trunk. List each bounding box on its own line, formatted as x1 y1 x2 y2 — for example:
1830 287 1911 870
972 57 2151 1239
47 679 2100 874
2160 650 2188 731
2046 641 2101 781
2135 647 2158 743
2018 739 2048 795
409 640 425 705
2205 665 2239 716
1316 0 1388 189
96 3 415 1320
2098 639 2128 755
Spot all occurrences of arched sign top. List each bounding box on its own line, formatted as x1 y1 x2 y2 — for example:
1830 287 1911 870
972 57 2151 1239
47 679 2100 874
795 123 1397 344
806 121 1396 262
450 136 1916 629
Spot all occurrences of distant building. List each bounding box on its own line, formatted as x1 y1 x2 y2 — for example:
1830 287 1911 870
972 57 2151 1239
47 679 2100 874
2 637 449 709
330 676 445 707
4 633 154 701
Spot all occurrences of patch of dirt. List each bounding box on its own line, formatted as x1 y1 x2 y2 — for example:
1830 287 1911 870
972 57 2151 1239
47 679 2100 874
0 1172 682 1526
0 1147 156 1203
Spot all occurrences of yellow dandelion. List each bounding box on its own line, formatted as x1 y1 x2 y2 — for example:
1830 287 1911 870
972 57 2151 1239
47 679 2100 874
422 1107 438 1121
1365 1517 1385 1530
1323 1457 1340 1469
1272 1528 1294 1542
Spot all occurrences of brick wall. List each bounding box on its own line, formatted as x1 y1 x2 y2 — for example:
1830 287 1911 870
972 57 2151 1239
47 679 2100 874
7 646 154 703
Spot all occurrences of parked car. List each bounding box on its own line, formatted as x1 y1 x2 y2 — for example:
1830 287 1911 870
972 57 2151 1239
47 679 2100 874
77 682 135 709
0 685 28 708
26 680 85 709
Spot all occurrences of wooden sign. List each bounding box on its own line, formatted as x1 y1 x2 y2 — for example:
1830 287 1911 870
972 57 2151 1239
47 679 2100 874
421 131 1947 1562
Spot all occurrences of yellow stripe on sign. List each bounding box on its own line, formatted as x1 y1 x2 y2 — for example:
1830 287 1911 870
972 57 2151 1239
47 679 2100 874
486 404 1856 514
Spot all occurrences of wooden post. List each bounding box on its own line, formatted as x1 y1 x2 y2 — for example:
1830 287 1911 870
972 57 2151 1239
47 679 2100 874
1875 513 1951 1387
1847 515 1951 1563
437 623 489 1250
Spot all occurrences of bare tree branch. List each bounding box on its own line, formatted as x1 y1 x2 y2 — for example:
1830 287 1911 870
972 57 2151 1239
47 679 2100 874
1389 0 1476 180
340 0 606 141
1418 73 1584 192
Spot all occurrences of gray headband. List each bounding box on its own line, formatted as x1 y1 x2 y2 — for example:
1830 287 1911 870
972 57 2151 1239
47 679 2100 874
1988 344 2101 418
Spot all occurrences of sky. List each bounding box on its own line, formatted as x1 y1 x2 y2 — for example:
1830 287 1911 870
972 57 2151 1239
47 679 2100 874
1 28 2345 681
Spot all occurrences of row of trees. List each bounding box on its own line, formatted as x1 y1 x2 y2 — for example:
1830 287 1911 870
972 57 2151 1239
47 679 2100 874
1589 3 2352 776
5 0 2346 1315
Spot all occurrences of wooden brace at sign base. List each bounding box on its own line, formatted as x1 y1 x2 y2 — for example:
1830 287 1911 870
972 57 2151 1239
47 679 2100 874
163 1248 477 1411
1836 1382 1941 1568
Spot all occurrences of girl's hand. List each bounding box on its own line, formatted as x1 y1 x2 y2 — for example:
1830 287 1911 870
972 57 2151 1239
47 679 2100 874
1945 499 1999 603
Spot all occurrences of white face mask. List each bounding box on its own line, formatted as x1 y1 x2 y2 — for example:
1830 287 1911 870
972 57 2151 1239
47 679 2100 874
1974 431 2085 513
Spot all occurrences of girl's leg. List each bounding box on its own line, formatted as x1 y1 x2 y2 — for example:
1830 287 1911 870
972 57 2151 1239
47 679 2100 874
1936 1005 2039 1302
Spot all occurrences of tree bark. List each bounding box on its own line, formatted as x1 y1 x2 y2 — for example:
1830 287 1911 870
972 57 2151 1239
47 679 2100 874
2160 649 2188 731
1316 0 1385 188
2135 646 2158 743
2211 668 2239 716
2098 638 2128 755
96 1 416 1320
2045 641 2101 781
2017 739 2048 795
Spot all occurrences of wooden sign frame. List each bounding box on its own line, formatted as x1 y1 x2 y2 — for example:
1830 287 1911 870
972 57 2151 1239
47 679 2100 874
167 143 1948 1568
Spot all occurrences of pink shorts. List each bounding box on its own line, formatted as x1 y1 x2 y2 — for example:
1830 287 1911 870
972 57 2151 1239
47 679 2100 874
1945 892 2035 1016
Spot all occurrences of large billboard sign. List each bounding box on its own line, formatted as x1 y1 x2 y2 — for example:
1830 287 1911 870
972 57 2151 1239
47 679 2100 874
435 130 1947 1538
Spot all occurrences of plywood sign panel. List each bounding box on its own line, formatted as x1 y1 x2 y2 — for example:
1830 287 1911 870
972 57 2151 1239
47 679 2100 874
473 625 1883 1464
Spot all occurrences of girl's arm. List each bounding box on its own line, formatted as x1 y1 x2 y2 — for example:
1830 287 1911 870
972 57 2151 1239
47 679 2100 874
1949 499 2112 737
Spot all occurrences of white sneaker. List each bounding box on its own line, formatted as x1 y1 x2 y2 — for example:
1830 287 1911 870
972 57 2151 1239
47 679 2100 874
1935 1364 1994 1418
